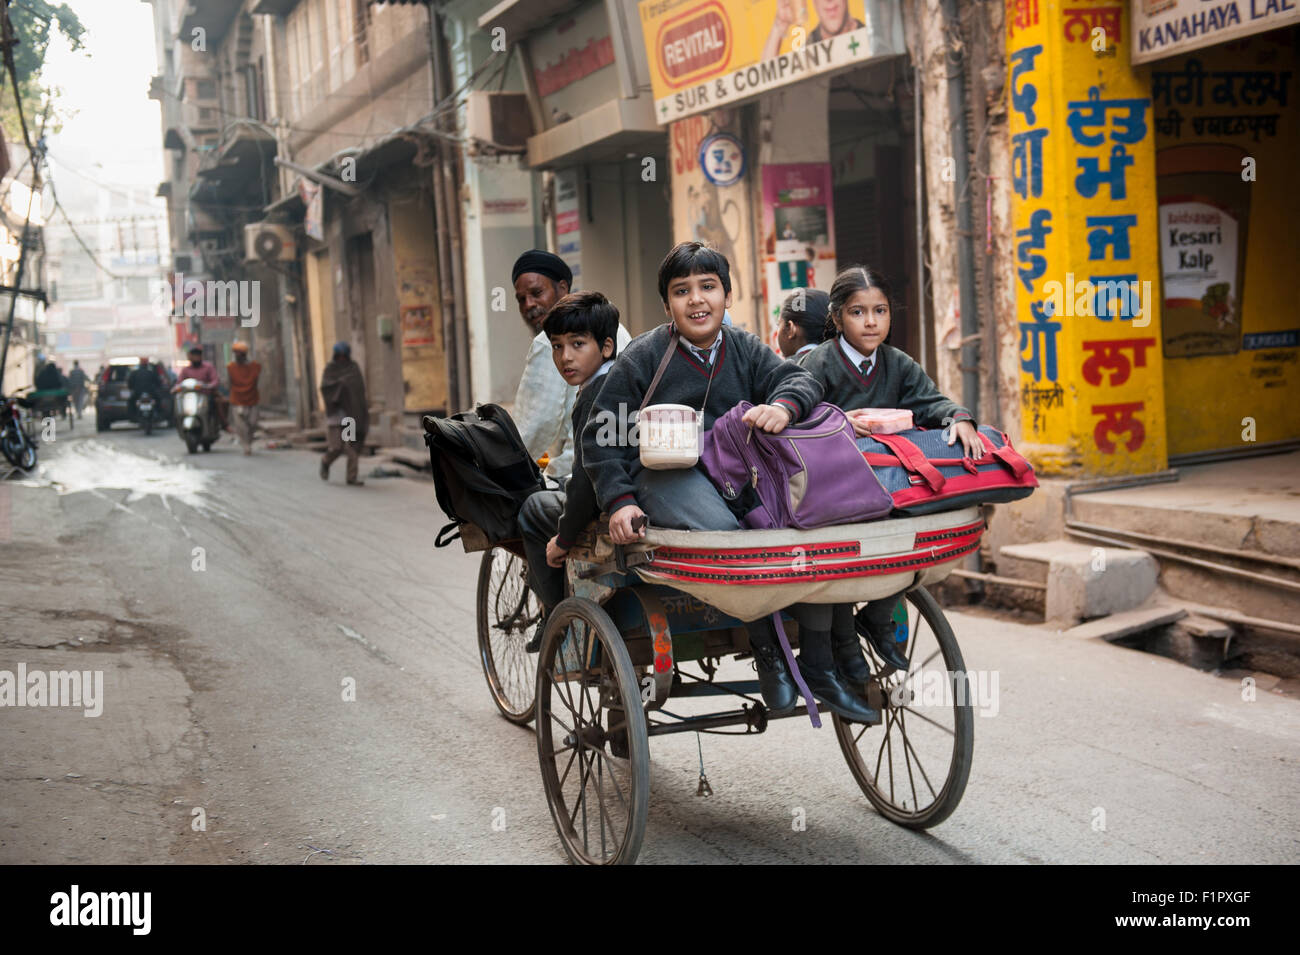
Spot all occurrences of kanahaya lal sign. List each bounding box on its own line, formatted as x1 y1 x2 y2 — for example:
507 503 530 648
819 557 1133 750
1132 0 1300 65
640 0 905 123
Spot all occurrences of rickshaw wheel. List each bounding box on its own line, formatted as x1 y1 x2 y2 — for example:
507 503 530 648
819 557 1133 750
535 597 649 866
833 586 974 829
475 547 539 725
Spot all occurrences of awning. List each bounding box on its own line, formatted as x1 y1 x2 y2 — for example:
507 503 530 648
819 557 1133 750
477 0 579 37
526 96 664 170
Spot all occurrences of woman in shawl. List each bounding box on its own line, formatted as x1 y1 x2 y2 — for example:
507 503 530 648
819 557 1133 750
319 341 369 486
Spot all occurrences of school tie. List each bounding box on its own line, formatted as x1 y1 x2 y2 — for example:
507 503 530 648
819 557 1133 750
692 345 712 366
860 359 872 375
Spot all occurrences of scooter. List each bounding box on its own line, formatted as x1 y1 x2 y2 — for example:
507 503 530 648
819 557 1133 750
1 390 37 470
135 392 159 436
173 379 220 453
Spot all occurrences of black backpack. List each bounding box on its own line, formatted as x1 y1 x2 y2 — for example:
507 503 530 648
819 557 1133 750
423 403 544 548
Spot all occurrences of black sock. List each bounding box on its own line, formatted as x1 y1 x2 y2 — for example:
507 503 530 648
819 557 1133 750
800 628 833 669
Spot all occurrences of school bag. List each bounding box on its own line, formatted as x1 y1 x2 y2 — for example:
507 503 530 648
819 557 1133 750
857 425 1038 514
423 403 545 547
701 401 894 530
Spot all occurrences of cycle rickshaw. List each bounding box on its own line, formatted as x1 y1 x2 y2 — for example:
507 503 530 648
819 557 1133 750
469 505 981 865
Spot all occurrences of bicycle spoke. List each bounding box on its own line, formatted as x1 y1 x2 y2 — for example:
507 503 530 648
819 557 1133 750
898 708 940 801
898 703 956 735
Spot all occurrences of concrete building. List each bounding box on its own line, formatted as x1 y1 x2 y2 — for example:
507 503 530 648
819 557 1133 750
0 142 47 392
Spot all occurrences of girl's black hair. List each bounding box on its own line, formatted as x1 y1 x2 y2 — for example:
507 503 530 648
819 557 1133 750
825 265 897 340
779 287 830 345
657 241 732 302
542 290 620 358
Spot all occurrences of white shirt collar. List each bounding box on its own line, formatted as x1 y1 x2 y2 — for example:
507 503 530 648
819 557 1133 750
578 359 615 394
794 342 818 358
838 335 878 372
683 328 723 364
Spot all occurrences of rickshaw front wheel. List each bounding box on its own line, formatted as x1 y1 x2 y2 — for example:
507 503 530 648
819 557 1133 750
833 586 974 829
535 597 649 865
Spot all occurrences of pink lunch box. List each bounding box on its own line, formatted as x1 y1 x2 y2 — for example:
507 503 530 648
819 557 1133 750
851 408 914 434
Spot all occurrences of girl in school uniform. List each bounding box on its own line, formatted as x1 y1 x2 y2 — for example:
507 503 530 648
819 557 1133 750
798 265 985 678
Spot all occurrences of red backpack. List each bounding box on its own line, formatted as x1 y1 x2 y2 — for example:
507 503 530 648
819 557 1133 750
857 425 1038 514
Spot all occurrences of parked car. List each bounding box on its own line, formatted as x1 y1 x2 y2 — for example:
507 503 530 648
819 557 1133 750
95 358 172 431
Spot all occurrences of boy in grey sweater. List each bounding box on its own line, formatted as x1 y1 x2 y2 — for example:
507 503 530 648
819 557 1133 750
580 242 877 723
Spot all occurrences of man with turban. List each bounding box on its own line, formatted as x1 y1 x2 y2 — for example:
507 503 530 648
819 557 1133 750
510 250 630 482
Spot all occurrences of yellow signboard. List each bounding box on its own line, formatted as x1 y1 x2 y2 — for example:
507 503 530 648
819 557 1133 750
638 0 904 124
1008 0 1168 476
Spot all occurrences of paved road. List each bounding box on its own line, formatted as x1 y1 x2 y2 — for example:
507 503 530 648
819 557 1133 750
2 416 1297 864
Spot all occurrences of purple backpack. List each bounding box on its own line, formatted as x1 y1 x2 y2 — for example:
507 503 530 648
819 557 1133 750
701 401 894 529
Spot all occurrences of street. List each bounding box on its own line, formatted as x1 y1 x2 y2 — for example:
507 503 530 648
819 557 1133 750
2 418 1298 865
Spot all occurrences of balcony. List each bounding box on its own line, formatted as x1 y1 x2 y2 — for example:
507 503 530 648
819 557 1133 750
191 123 276 207
179 0 242 45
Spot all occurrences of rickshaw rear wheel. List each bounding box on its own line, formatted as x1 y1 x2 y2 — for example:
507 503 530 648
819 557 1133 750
475 547 539 725
536 597 649 866
833 586 974 829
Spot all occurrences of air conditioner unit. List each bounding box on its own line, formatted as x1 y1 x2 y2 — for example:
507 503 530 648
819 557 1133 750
244 223 295 263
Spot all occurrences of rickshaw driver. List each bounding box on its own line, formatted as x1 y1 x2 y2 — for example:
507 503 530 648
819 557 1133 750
510 250 630 484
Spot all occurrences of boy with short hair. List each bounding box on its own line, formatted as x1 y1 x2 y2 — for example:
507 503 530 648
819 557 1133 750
517 291 621 651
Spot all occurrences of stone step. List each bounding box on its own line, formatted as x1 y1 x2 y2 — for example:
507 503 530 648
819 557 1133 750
1000 538 1156 626
1062 604 1187 641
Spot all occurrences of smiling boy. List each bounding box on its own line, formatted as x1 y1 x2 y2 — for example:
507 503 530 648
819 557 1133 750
580 242 825 714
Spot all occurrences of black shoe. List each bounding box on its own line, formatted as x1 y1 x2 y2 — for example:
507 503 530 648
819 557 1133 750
795 657 881 724
525 617 546 654
832 631 872 684
856 609 911 671
751 643 798 715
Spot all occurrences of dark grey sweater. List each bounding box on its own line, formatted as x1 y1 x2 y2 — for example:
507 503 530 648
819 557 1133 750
796 340 973 428
582 323 823 513
555 372 606 549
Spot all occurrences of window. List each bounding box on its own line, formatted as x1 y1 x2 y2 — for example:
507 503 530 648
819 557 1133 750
352 0 369 68
196 79 216 100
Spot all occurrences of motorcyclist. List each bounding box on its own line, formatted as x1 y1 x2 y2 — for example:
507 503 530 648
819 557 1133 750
127 356 161 422
174 346 225 431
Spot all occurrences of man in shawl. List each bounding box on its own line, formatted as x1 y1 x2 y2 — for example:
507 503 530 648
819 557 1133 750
319 341 369 486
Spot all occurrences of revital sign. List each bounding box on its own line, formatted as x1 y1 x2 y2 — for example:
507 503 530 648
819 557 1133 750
639 0 905 123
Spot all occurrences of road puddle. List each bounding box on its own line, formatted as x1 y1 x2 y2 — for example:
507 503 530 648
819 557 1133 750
17 440 213 509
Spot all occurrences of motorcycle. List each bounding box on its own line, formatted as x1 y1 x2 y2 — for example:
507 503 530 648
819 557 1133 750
1 390 38 471
173 379 220 453
135 392 159 436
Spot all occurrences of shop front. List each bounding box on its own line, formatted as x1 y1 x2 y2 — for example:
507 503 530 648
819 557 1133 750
641 0 909 343
1007 0 1299 477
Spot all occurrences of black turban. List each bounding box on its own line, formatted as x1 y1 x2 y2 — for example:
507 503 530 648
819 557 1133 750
511 249 572 287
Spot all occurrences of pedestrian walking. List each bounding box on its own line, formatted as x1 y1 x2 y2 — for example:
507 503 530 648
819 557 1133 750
67 361 88 418
226 341 261 455
319 341 368 486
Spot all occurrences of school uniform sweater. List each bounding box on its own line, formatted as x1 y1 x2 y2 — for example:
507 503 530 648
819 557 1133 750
555 369 609 549
796 340 973 428
582 322 823 513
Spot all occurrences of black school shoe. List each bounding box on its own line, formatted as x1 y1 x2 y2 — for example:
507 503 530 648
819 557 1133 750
832 630 872 684
795 657 881 724
751 643 798 714
855 610 911 672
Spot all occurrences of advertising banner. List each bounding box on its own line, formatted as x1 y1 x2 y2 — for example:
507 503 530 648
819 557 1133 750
639 0 904 123
1132 0 1300 66
760 163 837 336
